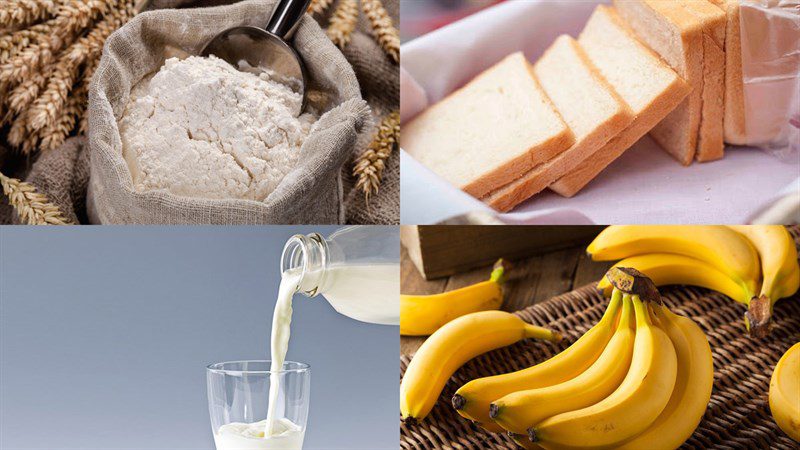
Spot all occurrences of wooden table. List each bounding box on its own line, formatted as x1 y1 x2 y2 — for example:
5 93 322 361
401 244 616 355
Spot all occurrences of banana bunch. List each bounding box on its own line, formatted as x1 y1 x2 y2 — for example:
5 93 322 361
770 342 800 442
591 225 800 337
401 259 510 336
456 268 713 450
400 310 562 423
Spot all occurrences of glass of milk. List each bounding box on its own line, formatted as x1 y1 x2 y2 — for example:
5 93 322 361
207 360 310 450
281 226 400 325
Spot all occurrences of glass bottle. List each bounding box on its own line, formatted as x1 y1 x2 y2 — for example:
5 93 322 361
281 226 400 325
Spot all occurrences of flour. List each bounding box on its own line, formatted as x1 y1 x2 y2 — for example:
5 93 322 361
119 56 316 201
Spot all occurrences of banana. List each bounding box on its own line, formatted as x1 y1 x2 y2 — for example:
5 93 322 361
528 295 678 449
597 253 752 304
452 290 624 431
616 303 713 450
401 260 508 336
770 342 800 442
729 225 800 337
400 310 562 422
588 225 761 299
490 293 636 435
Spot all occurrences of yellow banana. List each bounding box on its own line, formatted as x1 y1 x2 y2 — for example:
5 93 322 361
597 253 752 304
400 310 562 423
770 342 800 442
452 290 624 431
729 225 800 337
588 225 760 299
617 303 713 450
529 295 678 449
490 293 636 434
401 260 508 336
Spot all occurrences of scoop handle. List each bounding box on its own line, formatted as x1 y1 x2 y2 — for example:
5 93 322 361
266 0 313 40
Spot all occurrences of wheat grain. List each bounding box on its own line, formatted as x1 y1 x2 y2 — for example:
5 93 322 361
326 0 358 48
361 0 398 63
308 0 334 15
0 170 72 224
353 110 399 200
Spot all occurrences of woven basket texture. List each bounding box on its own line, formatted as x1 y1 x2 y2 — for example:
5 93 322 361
400 227 800 450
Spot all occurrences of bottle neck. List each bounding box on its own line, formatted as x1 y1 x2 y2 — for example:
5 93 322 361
280 233 329 297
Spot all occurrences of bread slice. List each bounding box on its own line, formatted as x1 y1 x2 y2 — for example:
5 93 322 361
614 0 704 166
550 5 691 197
401 52 574 198
481 35 634 211
670 0 727 162
708 0 747 144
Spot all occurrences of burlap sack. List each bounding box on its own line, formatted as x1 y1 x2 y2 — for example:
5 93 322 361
87 0 370 224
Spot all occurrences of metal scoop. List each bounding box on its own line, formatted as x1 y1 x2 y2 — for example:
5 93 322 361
201 0 312 115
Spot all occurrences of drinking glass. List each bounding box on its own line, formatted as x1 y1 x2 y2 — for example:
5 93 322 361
207 361 310 449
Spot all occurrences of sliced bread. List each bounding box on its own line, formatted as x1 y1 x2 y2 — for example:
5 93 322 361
669 0 727 162
550 5 691 197
708 0 747 144
614 0 704 166
481 35 634 212
401 52 574 198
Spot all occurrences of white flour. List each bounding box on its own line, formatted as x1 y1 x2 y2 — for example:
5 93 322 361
119 55 316 201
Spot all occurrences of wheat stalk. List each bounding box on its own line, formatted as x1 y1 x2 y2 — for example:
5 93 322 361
353 110 399 200
361 0 398 63
326 0 358 48
0 170 72 224
0 0 60 28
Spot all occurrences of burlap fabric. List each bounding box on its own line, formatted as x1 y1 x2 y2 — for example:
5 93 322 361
0 0 399 224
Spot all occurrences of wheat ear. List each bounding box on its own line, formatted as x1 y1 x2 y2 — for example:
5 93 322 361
353 110 399 200
39 80 84 151
27 0 125 132
0 170 72 224
326 0 358 48
361 0 398 63
308 0 334 15
0 0 59 28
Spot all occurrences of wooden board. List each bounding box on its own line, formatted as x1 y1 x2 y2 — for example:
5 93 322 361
401 225 604 280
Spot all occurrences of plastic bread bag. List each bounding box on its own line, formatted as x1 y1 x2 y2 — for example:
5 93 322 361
738 0 800 160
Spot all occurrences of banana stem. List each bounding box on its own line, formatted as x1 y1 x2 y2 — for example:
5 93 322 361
490 258 512 285
745 295 773 338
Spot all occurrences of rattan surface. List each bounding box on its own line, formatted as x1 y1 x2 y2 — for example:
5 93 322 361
400 228 800 450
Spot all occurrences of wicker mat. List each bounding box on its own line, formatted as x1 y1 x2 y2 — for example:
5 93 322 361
400 227 800 450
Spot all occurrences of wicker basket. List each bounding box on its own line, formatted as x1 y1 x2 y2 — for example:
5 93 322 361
400 227 800 450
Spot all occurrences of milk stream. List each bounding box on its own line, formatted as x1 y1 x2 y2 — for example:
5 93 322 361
265 270 301 437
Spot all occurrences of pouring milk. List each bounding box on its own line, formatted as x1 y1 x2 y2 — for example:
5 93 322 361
213 227 400 449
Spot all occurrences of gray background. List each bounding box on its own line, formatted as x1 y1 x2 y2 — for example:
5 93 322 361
0 227 399 450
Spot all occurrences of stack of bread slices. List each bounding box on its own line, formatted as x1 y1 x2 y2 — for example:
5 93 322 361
403 1 747 212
